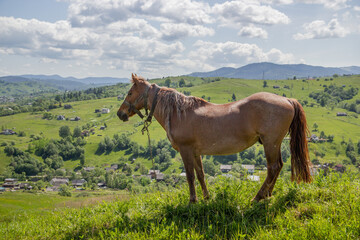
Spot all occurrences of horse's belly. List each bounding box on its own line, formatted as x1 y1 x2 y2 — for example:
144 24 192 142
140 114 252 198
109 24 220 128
197 133 258 155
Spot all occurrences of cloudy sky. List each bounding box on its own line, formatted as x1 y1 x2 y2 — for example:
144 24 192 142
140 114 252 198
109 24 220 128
0 0 359 78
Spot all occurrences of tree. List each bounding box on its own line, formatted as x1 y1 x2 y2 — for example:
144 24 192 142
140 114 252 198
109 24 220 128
203 159 216 176
59 126 71 138
73 126 81 138
281 144 290 163
165 78 171 87
263 80 268 88
312 123 318 132
58 184 72 197
231 93 236 101
80 155 85 166
179 78 185 87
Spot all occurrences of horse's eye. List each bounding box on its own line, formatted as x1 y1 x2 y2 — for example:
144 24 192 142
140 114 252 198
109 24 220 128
128 92 132 96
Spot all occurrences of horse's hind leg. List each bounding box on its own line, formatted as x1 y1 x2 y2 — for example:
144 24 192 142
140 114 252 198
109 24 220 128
194 155 210 200
179 146 197 203
253 142 283 202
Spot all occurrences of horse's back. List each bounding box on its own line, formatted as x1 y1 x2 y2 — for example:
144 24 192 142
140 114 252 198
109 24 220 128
170 92 294 155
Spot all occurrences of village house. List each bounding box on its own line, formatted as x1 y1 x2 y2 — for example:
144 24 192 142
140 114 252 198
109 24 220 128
220 165 232 173
83 166 95 172
336 112 347 116
81 130 90 137
102 108 110 114
110 164 118 170
50 178 69 187
148 170 161 179
71 179 87 188
155 173 165 182
1 129 16 135
97 182 106 188
70 116 81 121
57 115 65 120
104 167 114 172
3 178 20 190
64 104 72 109
19 182 33 190
241 165 255 174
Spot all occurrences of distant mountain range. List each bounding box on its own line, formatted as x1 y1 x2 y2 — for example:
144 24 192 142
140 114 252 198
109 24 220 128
189 62 360 80
0 74 130 97
0 74 129 91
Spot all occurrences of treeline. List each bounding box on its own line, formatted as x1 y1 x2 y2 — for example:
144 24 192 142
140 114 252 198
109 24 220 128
309 84 358 107
97 134 177 172
3 126 86 177
0 83 128 117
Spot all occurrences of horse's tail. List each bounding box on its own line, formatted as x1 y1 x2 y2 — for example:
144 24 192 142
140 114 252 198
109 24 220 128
288 99 312 183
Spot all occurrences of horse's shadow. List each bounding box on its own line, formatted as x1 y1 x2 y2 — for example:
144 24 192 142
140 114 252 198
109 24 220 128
139 189 298 238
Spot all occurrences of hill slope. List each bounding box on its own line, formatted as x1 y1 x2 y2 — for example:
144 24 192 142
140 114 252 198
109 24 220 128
189 62 360 80
1 173 359 239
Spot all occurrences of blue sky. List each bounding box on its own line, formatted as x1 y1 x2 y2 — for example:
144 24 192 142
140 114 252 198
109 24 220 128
0 0 359 78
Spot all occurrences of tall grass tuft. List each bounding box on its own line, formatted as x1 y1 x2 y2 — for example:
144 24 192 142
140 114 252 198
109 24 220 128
1 172 359 239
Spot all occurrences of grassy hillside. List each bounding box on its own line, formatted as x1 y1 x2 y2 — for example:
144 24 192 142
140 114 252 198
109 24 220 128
0 75 359 174
0 79 61 97
1 172 359 239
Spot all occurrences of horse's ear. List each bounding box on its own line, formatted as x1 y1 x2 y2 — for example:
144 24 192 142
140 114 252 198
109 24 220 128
131 73 138 84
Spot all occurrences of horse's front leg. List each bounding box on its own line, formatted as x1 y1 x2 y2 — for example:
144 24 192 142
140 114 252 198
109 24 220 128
179 146 197 203
194 155 210 200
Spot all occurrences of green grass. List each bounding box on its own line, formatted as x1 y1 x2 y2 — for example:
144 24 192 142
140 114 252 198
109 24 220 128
1 172 359 239
0 190 129 223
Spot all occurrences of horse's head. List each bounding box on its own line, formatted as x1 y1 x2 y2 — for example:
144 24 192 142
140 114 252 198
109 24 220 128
117 73 150 122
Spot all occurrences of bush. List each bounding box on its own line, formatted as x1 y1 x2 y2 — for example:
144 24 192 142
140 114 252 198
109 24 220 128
58 184 72 197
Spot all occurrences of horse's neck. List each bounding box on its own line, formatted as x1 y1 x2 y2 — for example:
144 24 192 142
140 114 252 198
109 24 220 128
148 84 166 127
148 85 173 134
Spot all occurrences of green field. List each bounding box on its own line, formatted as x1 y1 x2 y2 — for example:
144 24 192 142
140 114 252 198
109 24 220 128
0 190 129 223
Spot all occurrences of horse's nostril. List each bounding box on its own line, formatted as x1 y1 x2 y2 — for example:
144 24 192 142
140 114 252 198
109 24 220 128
117 111 129 121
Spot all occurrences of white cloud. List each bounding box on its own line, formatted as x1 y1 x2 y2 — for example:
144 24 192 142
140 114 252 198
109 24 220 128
293 18 349 40
260 0 294 4
188 40 297 69
238 25 268 39
0 17 100 59
68 0 212 27
106 18 159 38
103 36 184 60
212 0 290 26
296 0 349 10
160 23 214 41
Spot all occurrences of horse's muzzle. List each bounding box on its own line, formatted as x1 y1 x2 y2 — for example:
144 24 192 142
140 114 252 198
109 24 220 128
117 111 129 122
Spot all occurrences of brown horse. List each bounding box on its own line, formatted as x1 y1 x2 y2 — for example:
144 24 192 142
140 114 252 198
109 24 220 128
117 74 312 203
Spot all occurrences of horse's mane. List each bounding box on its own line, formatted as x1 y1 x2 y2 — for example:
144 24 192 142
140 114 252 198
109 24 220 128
156 87 206 119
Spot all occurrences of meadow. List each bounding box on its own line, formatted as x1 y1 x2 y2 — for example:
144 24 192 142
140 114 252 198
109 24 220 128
1 172 359 239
